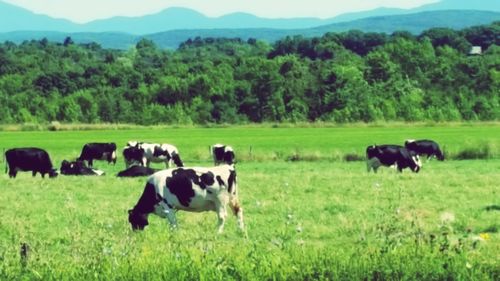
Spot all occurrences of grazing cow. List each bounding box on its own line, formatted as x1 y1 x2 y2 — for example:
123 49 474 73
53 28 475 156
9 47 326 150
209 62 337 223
78 142 117 167
117 165 157 177
124 141 183 168
405 139 444 161
123 145 146 168
60 160 105 176
128 164 244 233
5 148 58 178
212 144 235 165
366 144 421 173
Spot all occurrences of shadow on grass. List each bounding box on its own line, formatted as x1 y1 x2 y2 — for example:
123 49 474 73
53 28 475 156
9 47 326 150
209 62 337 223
484 205 500 211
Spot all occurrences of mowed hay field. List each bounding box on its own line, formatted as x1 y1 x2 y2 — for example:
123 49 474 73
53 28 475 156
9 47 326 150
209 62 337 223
0 124 499 280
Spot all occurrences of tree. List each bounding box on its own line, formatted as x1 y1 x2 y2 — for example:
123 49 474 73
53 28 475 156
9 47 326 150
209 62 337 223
63 36 74 47
420 28 471 53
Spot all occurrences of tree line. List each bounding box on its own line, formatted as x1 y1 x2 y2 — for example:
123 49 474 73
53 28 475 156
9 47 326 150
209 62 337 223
0 22 498 124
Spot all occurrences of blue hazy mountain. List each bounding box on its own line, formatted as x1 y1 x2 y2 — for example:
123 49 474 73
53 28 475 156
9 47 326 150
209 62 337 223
0 1 80 32
417 0 500 12
1 0 499 34
2 10 498 50
312 10 500 34
83 8 328 34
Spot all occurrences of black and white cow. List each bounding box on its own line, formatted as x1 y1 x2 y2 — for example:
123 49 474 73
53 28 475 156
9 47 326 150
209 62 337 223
405 139 444 161
117 165 157 177
124 141 183 168
212 144 235 165
60 160 105 176
366 144 421 173
77 142 117 167
5 147 58 178
128 164 244 233
123 145 145 168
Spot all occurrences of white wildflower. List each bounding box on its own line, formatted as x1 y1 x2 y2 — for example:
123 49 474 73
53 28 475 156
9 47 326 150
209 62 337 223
440 212 455 224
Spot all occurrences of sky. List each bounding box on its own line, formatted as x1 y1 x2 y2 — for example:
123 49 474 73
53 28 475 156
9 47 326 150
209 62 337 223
3 0 439 23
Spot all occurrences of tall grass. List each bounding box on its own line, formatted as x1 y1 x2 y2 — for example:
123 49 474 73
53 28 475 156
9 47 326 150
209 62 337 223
2 121 500 132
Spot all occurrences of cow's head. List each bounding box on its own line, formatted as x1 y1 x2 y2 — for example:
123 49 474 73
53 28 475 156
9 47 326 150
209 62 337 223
60 160 71 174
110 151 117 164
128 209 148 230
224 150 235 165
60 160 87 175
410 153 422 173
437 150 445 161
171 153 184 167
49 169 58 178
123 146 145 166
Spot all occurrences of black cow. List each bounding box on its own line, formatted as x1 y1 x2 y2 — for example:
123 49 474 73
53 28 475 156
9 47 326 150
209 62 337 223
78 143 117 167
212 144 235 165
5 148 58 178
366 144 421 173
405 139 444 161
128 164 244 233
60 160 105 176
117 165 157 177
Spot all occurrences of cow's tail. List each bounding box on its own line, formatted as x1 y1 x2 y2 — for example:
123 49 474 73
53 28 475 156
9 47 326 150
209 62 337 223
3 148 6 174
172 153 184 167
437 147 445 161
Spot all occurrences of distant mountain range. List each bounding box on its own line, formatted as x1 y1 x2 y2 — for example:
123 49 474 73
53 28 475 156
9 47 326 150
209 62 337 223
1 0 499 34
0 0 499 49
1 10 498 50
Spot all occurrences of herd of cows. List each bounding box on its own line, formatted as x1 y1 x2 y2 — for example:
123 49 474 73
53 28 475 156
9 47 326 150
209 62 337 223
3 139 442 232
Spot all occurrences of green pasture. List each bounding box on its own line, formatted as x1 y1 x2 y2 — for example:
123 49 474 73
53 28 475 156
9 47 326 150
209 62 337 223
2 123 500 164
0 124 499 280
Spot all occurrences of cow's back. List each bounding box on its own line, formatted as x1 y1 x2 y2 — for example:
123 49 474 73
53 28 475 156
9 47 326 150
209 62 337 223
405 139 444 161
117 165 156 177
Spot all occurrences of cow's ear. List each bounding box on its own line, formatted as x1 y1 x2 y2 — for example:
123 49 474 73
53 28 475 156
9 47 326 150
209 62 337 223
200 172 215 186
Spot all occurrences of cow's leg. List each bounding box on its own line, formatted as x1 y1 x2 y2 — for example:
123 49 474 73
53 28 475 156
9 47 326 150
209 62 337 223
164 209 177 229
88 159 93 168
366 160 372 172
155 202 177 229
366 158 380 173
32 171 37 177
215 200 228 233
396 162 404 173
229 197 245 232
8 166 16 178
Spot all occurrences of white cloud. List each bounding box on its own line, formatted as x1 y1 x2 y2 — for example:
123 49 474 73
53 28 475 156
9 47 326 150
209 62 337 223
3 0 439 23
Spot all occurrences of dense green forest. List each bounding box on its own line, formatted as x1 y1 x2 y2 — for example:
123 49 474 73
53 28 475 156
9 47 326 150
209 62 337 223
0 22 498 124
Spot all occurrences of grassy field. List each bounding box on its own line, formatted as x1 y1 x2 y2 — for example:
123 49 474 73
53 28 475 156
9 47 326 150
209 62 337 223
0 124 499 280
